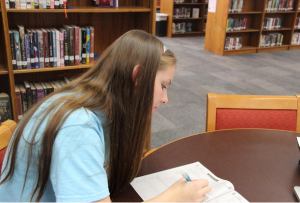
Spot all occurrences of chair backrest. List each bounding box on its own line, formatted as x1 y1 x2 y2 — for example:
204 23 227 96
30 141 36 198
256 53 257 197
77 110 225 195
0 120 17 171
206 93 300 132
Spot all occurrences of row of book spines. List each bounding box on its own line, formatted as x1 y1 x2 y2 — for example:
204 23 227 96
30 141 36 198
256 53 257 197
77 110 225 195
260 33 284 47
6 0 67 9
224 37 243 50
15 78 70 120
262 17 283 30
9 25 94 70
292 32 300 45
226 18 247 32
228 0 243 13
173 8 200 18
265 0 295 12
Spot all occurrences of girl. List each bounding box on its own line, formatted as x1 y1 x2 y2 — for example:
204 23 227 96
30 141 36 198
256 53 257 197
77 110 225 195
0 30 211 202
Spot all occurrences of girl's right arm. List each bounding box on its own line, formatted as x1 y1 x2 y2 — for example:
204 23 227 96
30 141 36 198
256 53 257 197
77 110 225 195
146 178 212 202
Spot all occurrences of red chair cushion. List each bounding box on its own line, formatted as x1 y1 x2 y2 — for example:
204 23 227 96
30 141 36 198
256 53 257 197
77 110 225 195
0 147 7 173
216 109 297 131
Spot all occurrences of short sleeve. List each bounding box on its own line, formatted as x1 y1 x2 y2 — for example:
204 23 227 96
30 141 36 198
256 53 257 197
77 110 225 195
50 109 110 202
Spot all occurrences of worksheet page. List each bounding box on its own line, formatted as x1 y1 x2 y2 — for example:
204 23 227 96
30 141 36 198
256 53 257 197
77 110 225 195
130 162 238 202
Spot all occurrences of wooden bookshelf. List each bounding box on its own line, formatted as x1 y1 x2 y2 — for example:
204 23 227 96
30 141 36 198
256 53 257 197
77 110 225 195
205 0 300 56
161 0 207 37
0 0 156 122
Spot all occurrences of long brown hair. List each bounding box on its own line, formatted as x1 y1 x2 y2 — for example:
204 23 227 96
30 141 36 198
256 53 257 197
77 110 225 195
1 30 177 201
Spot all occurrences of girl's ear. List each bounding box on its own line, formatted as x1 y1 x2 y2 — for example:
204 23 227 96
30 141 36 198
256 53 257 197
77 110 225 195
132 65 139 86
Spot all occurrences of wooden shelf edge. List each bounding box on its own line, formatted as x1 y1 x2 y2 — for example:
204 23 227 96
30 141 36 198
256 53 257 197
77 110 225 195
6 6 151 13
172 31 204 35
13 64 93 74
224 46 258 52
228 11 263 14
226 29 260 33
173 17 202 20
174 3 203 5
258 45 290 49
265 11 296 14
262 28 292 31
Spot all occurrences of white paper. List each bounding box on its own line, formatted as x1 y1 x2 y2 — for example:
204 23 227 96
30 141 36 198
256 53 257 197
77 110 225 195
297 137 300 148
208 0 217 13
130 162 248 202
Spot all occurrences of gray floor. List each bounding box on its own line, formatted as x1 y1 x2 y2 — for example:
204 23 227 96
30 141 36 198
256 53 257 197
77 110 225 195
151 36 300 149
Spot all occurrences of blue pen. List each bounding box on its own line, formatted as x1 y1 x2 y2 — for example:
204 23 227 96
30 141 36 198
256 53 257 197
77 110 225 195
181 171 192 181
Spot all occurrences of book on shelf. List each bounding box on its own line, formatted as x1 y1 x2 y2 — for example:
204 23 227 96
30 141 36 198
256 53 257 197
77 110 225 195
81 27 87 64
29 83 37 105
51 29 57 67
93 0 118 8
260 33 283 47
90 26 95 63
40 82 48 97
63 25 75 66
20 0 26 9
263 17 283 30
37 29 45 68
6 0 10 8
27 29 35 69
16 0 21 9
53 28 61 67
131 162 249 203
13 30 22 70
34 83 45 102
59 31 65 67
71 25 80 65
18 25 27 69
18 84 27 114
24 34 31 69
291 32 300 45
226 18 247 32
47 29 54 67
224 37 243 50
23 81 32 109
265 0 295 12
41 29 49 68
8 0 67 9
228 0 243 13
9 30 17 70
15 85 23 121
86 26 90 63
32 29 40 68
192 8 199 18
0 93 13 124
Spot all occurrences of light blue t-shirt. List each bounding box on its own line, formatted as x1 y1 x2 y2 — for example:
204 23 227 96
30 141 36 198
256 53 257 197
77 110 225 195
0 93 110 202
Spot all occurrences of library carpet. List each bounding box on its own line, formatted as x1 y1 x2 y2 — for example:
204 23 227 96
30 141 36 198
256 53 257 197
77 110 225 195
151 36 300 149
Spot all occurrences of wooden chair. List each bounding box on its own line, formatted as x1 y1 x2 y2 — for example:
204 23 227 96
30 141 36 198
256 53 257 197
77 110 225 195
206 93 300 132
0 120 17 171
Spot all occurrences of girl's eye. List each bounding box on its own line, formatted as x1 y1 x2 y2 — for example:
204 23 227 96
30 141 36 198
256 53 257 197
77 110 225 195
162 85 166 90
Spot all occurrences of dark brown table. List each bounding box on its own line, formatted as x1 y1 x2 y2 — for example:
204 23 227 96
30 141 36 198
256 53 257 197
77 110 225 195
113 129 300 202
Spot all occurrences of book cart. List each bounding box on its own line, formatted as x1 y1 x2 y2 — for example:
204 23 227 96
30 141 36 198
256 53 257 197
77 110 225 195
0 0 156 122
160 0 208 37
204 0 300 56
